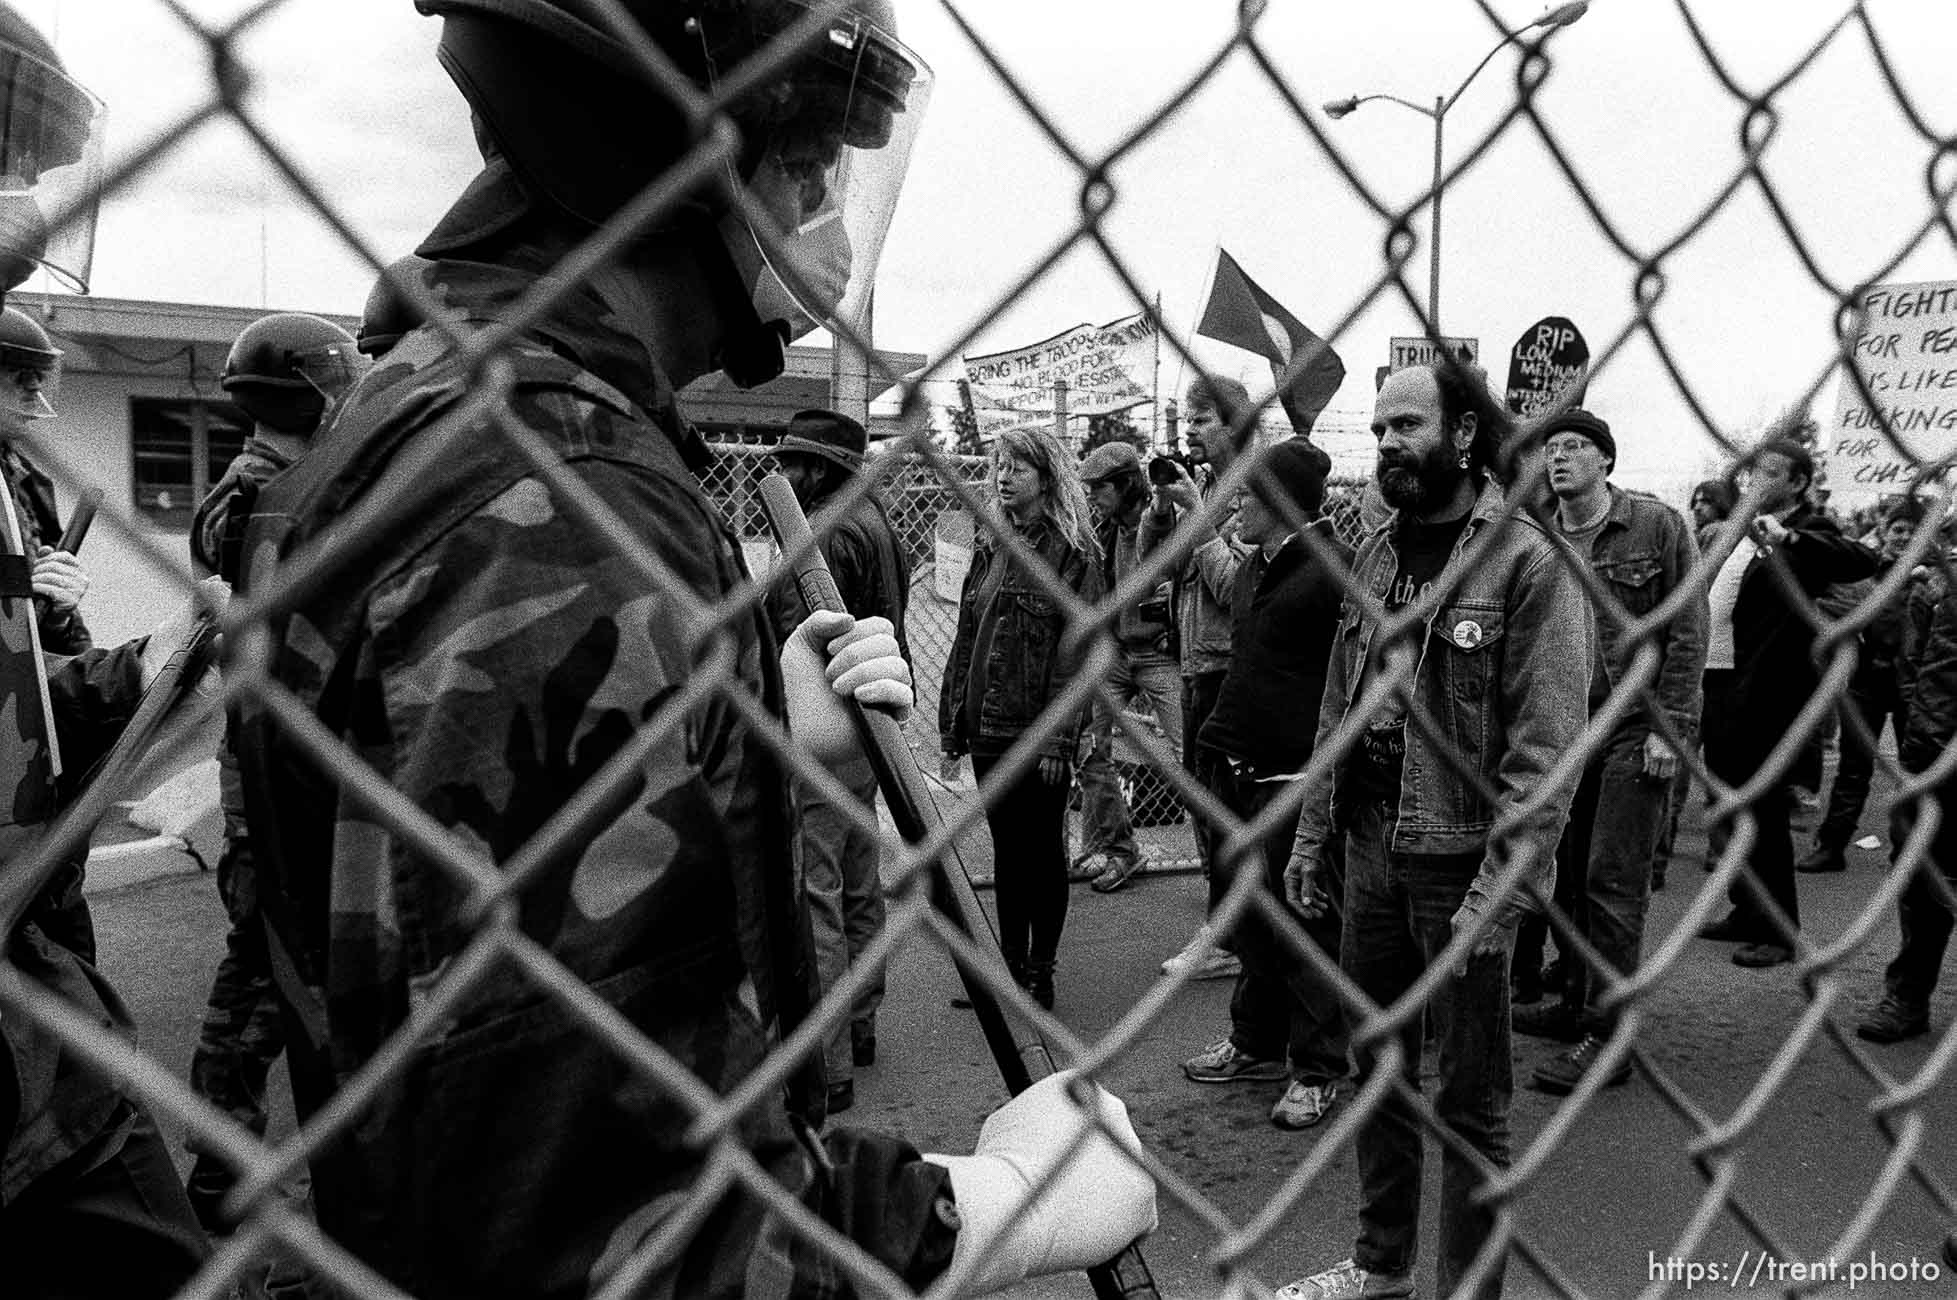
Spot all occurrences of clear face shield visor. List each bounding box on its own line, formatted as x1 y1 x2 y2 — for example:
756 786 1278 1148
292 339 371 408
717 10 932 344
0 46 106 294
0 359 55 419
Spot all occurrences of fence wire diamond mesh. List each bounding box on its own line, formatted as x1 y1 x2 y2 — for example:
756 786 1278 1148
1 1 1955 1298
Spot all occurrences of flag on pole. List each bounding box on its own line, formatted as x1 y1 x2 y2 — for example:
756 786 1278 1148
1194 248 1345 434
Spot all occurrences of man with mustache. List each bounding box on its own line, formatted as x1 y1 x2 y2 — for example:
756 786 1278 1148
1279 361 1593 1300
1512 409 1706 1097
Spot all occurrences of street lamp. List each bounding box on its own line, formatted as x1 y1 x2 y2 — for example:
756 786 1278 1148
1323 1 1588 333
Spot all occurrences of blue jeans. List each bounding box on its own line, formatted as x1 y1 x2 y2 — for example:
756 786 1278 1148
1216 768 1347 1084
1343 804 1512 1299
1517 728 1666 1030
797 760 887 1083
1076 642 1182 865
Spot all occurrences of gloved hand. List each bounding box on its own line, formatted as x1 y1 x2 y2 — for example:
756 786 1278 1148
923 1071 1157 1295
783 610 911 767
31 546 88 614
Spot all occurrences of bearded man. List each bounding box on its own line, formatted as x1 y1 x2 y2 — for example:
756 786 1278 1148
1278 361 1594 1300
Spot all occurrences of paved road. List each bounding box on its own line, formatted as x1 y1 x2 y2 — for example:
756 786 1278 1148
89 775 1956 1298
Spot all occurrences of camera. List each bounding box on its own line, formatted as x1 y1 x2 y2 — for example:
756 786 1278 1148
1147 452 1190 487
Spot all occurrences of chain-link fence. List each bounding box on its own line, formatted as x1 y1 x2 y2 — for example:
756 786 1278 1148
2 2 1956 1299
696 444 1374 875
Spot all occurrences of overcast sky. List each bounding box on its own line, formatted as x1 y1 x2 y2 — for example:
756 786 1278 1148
23 0 1957 496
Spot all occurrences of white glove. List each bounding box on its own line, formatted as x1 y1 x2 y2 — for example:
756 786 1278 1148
923 1071 1157 1295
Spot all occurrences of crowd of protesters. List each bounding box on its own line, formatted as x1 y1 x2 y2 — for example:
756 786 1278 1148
1 1 1953 1296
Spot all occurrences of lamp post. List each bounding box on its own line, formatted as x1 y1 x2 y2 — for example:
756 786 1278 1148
1324 1 1588 333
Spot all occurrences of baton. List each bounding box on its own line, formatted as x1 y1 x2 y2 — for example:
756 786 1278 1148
56 487 103 554
758 473 1160 1300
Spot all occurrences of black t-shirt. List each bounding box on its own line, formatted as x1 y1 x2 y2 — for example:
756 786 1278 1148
1344 511 1473 807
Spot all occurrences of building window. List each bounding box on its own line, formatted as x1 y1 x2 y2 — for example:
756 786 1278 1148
130 397 251 528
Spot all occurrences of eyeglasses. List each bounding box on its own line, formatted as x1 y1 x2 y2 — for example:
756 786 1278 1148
1544 436 1597 458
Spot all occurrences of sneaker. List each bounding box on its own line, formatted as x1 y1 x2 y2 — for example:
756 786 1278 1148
1856 997 1930 1044
1796 845 1847 873
1068 852 1108 884
1271 1079 1341 1130
1531 1033 1631 1095
1277 1258 1417 1299
1162 926 1242 980
1182 1037 1289 1084
1732 941 1793 968
1512 1002 1584 1042
1090 853 1144 893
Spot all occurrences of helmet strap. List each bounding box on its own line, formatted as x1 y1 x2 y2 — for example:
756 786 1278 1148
699 228 788 389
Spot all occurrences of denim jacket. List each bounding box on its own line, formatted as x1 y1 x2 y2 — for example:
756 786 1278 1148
1572 485 1707 741
1140 491 1241 677
1291 479 1595 926
938 516 1102 760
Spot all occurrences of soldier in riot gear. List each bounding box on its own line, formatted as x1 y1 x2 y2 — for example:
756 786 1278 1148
355 254 435 359
182 312 364 1239
233 2 1154 1297
0 5 212 1293
0 305 91 653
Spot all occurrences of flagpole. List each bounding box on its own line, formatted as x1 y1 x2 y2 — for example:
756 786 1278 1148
1173 240 1221 412
1150 291 1162 449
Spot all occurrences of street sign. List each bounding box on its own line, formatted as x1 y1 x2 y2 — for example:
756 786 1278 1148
1505 316 1590 418
1389 335 1479 372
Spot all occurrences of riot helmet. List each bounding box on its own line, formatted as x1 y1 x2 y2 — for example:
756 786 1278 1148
415 0 931 383
357 255 434 358
0 4 106 297
0 302 57 418
221 312 366 435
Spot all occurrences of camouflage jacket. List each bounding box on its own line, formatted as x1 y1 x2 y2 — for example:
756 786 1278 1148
191 434 298 585
236 247 953 1299
3 640 148 1204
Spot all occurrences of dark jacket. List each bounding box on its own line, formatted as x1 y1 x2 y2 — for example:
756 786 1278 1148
1 441 91 654
1720 501 1879 746
1899 568 1957 777
1198 520 1351 772
766 485 909 658
1292 479 1596 928
938 515 1102 761
1569 485 1707 740
235 251 954 1298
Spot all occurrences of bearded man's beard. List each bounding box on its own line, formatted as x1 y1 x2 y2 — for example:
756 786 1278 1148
1377 439 1468 511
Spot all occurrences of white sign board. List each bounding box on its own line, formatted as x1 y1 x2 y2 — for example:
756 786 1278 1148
964 312 1156 434
1828 279 1957 506
1388 335 1479 372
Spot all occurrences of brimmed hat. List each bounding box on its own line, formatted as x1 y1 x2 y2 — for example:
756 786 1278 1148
774 408 868 472
1079 440 1143 485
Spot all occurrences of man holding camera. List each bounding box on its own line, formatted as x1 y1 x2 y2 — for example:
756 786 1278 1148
1075 440 1182 893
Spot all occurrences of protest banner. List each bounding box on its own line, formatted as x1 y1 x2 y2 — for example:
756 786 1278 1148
1505 316 1589 418
963 311 1156 435
1389 335 1478 372
1826 278 1957 507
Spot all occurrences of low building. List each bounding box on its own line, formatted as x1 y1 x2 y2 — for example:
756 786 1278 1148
14 291 922 643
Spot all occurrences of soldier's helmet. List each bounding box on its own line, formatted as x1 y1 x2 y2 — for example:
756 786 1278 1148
357 255 435 358
413 0 932 384
222 312 367 435
0 303 58 419
0 3 108 298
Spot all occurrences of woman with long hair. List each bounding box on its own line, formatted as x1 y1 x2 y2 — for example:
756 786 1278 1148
939 426 1103 1009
